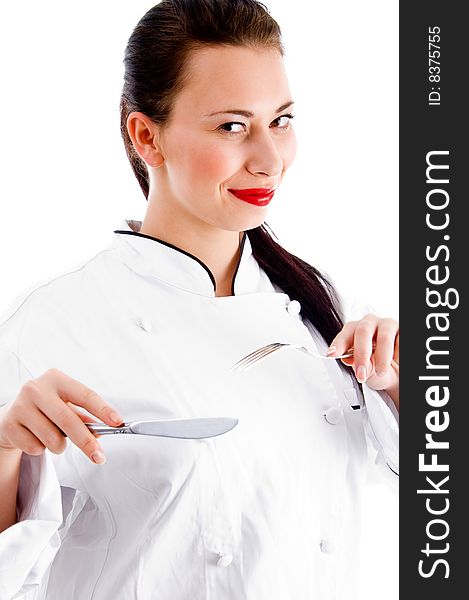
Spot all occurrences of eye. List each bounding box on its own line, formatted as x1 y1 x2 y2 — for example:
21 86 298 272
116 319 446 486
217 121 245 136
216 113 295 137
274 113 295 130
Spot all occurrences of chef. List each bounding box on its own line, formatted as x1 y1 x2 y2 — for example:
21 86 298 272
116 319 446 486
0 216 398 599
0 2 399 598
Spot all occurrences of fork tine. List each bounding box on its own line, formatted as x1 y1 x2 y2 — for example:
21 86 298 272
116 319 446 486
231 343 279 371
234 347 280 372
232 342 280 366
241 344 288 371
231 343 283 372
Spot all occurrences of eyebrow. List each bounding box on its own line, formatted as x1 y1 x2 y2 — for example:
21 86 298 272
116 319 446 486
204 100 295 118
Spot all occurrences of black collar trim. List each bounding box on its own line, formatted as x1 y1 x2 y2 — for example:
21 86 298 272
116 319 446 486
231 231 247 296
114 229 247 295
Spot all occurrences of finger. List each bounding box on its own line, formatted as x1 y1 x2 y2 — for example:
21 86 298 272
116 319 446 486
41 399 106 464
38 369 124 426
327 321 357 356
27 390 105 463
394 332 400 364
373 319 399 377
23 406 68 455
351 315 378 383
68 403 105 438
5 422 47 456
27 379 109 464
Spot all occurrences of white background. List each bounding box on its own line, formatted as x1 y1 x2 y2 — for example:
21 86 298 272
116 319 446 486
0 1 398 598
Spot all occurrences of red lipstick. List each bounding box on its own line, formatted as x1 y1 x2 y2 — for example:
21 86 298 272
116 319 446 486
227 187 276 206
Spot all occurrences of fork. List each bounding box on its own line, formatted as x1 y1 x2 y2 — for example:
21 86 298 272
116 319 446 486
231 342 355 373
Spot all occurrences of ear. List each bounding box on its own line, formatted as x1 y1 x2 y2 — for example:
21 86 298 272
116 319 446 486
126 111 164 168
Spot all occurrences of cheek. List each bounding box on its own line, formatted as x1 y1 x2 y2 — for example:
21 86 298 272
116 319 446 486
180 141 239 187
282 134 298 169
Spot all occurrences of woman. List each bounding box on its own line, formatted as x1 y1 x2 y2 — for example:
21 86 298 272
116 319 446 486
0 1 399 598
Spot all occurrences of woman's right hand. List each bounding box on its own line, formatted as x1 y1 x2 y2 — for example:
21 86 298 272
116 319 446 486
0 368 125 464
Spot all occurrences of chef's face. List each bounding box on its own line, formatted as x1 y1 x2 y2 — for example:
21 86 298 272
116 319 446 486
155 44 297 232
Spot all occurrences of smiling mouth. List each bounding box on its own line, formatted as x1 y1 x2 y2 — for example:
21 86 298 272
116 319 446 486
227 188 276 206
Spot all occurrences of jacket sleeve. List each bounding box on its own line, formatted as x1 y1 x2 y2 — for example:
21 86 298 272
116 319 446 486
0 340 86 600
339 294 399 489
361 384 399 489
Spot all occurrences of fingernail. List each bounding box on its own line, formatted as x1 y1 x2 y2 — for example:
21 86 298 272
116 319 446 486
91 450 106 464
110 411 124 425
327 346 337 355
357 365 367 383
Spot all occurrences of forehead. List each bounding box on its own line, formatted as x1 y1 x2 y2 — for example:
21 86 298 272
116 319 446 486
173 45 290 116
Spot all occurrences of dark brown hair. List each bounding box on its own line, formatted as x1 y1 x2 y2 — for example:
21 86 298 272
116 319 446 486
119 0 349 356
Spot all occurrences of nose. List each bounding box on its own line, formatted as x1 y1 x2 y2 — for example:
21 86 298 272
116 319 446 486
246 130 284 179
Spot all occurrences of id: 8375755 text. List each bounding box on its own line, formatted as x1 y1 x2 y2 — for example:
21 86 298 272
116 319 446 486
428 26 441 106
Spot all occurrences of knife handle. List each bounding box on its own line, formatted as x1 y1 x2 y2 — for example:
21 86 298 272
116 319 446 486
84 422 132 435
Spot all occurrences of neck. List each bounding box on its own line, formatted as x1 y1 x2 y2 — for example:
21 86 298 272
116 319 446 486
139 195 243 298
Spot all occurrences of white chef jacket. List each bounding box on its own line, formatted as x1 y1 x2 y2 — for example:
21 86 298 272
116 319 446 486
0 219 399 600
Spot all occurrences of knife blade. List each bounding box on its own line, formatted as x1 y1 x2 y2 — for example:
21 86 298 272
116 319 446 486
83 417 239 438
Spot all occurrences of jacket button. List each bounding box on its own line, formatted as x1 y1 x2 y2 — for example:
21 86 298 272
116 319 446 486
216 553 233 568
324 407 342 425
286 300 301 316
320 539 334 554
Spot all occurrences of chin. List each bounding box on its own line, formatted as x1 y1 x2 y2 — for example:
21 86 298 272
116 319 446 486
221 213 268 233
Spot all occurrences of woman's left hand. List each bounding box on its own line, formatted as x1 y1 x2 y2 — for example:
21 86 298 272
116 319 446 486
327 314 399 396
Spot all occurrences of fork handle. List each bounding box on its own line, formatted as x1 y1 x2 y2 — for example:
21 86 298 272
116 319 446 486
335 352 354 359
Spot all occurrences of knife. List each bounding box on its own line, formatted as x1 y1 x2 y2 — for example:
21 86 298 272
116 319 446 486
81 417 238 439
